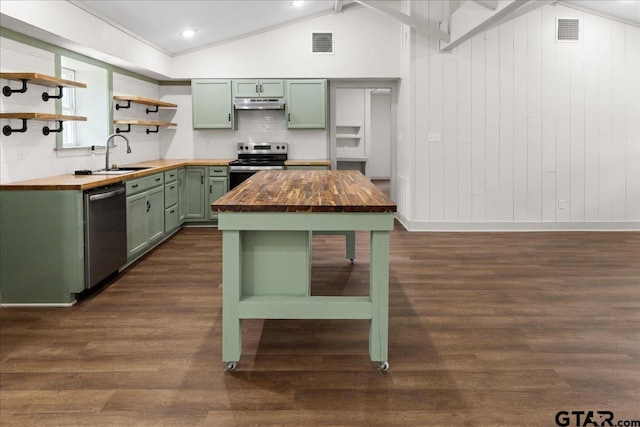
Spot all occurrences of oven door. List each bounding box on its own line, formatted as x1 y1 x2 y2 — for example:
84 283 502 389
228 165 284 190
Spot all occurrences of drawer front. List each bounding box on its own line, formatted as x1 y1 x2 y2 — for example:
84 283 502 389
126 173 164 195
165 205 179 234
164 181 178 208
164 169 178 183
209 166 228 177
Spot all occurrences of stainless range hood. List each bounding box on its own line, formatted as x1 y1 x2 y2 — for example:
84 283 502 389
233 98 285 110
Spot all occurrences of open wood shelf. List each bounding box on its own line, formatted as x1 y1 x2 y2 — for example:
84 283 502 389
113 95 177 113
113 119 177 135
1 73 87 89
113 119 176 127
113 95 177 108
0 113 86 121
0 113 87 136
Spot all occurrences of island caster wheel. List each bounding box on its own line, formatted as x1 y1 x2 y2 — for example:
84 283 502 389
350 258 355 265
224 362 237 372
379 361 389 372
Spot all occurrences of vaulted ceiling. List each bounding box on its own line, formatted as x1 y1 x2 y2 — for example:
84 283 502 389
71 0 639 56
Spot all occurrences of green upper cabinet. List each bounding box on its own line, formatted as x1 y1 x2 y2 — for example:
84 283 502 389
233 79 284 98
192 79 233 129
285 79 327 129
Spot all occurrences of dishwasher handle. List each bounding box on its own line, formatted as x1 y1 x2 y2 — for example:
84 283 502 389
88 187 125 202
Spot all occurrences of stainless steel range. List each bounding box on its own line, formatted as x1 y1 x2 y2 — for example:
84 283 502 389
228 142 288 189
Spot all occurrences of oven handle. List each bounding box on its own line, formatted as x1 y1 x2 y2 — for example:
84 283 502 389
229 166 284 172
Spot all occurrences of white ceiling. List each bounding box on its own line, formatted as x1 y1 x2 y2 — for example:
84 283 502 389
71 0 640 56
71 0 338 55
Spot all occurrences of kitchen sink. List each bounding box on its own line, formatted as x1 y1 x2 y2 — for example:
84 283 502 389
115 166 152 171
92 167 152 175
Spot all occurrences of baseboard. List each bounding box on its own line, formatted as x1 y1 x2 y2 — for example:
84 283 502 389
401 219 640 232
1 301 76 308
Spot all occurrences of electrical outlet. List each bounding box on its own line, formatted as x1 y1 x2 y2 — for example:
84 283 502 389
557 199 566 210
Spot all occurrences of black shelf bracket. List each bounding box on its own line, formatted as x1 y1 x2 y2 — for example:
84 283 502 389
116 124 131 134
115 100 131 110
2 119 28 136
146 126 159 134
2 79 28 97
43 121 63 135
146 105 159 114
42 86 64 102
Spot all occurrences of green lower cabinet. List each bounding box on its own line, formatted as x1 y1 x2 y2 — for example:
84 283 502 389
165 205 179 233
208 176 228 220
185 167 206 221
126 180 164 262
147 186 164 244
0 190 84 304
185 166 228 223
178 168 186 223
127 192 149 257
164 171 180 235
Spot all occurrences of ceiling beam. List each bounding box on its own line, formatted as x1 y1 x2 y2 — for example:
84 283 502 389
353 0 451 43
334 0 344 13
440 0 551 52
471 0 498 11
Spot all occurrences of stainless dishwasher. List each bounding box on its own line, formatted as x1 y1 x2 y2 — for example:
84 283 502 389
84 183 127 290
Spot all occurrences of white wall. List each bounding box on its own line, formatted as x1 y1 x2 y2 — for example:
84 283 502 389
172 6 401 79
0 0 172 79
0 37 166 183
399 1 640 230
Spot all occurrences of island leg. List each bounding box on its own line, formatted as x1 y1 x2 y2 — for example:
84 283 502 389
222 230 242 368
369 230 390 369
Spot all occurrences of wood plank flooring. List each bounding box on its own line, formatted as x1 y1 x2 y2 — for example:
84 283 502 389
1 225 639 426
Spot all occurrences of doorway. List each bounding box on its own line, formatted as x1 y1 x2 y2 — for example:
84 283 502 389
329 81 397 202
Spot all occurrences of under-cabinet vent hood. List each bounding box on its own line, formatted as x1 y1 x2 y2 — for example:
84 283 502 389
233 98 285 110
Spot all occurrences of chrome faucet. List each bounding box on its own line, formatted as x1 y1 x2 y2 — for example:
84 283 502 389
104 133 131 171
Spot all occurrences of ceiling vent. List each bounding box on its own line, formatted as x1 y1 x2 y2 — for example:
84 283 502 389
312 32 333 54
556 18 580 42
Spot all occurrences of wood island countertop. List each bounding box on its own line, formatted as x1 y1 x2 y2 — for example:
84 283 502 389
0 159 233 191
212 170 396 213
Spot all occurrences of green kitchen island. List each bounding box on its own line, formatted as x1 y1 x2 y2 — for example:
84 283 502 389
211 170 397 371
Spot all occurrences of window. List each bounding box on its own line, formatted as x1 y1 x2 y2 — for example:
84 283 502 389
57 56 109 150
60 67 77 146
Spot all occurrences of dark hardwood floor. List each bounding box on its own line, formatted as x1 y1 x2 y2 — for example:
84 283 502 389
1 224 639 426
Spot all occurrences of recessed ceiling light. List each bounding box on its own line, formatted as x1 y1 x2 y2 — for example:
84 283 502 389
181 29 196 38
292 0 305 7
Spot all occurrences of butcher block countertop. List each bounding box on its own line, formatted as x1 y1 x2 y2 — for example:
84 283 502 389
0 159 232 191
285 160 331 166
212 170 396 213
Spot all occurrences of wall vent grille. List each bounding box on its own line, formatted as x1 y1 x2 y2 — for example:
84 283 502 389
312 32 333 54
556 18 580 42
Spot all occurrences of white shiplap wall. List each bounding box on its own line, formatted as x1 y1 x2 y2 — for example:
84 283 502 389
402 2 640 230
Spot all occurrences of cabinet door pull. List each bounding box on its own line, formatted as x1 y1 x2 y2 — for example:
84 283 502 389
132 184 139 188
259 84 263 93
256 84 259 93
201 176 204 184
170 209 175 214
228 113 231 122
155 177 161 182
209 185 212 194
288 113 290 122
146 200 151 212
170 185 175 190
